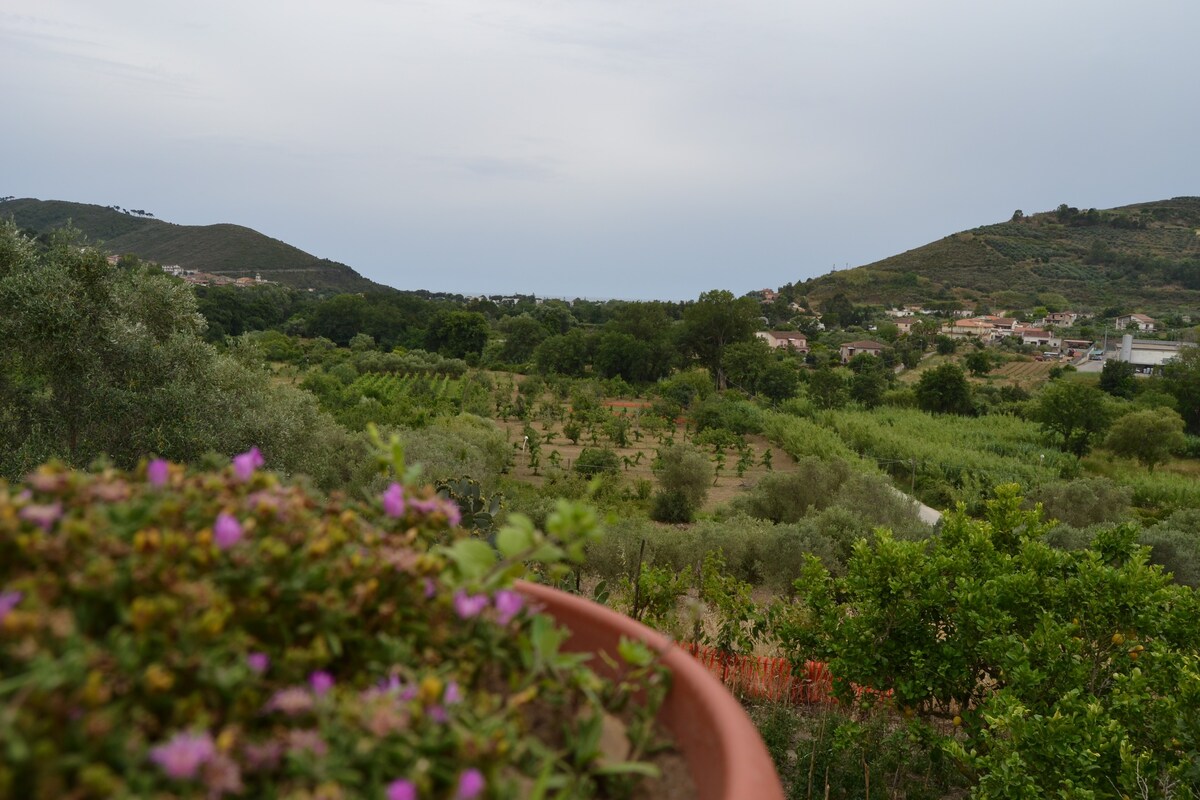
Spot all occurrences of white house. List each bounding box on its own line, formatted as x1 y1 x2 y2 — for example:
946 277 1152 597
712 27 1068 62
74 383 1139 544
1115 313 1157 332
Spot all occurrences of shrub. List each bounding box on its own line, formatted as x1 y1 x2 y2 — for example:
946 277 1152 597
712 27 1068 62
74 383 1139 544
0 456 673 798
1141 509 1200 587
1030 477 1132 528
650 443 712 523
732 457 854 523
573 446 621 479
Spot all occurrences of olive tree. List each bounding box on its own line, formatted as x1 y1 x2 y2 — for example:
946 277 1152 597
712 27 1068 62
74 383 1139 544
650 443 713 523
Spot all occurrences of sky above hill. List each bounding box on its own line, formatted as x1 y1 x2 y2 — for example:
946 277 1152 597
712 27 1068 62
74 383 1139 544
4 1 1199 300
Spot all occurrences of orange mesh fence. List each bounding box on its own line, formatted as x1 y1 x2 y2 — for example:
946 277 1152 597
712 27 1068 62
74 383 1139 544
679 643 892 706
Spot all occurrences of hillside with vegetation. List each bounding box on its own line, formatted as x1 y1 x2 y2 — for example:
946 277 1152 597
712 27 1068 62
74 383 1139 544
0 197 384 293
5 216 1200 798
800 197 1200 313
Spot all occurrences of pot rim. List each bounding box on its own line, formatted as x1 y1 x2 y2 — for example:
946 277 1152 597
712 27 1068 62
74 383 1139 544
516 580 784 800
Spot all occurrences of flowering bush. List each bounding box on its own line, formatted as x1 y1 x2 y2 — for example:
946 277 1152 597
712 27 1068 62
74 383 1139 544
0 449 670 799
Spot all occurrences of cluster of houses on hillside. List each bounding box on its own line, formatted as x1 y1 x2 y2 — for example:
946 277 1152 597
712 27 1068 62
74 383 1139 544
755 330 888 364
103 254 275 287
754 301 1191 370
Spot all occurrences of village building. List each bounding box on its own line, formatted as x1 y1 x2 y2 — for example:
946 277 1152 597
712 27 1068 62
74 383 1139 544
944 318 994 339
1108 335 1194 369
1044 311 1079 327
755 331 809 353
1016 328 1060 348
1115 313 1158 332
839 340 886 363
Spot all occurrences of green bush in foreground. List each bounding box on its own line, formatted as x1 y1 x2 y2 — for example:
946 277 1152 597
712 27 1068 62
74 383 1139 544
786 484 1200 798
0 451 671 799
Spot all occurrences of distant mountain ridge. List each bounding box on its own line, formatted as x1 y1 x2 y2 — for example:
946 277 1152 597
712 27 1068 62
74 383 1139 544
0 198 386 293
799 197 1200 313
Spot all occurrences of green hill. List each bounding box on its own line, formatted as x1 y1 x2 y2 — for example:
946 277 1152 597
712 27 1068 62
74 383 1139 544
0 198 386 293
801 197 1200 313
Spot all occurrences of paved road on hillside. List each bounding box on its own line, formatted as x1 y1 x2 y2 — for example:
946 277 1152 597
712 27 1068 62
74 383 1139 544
890 486 943 526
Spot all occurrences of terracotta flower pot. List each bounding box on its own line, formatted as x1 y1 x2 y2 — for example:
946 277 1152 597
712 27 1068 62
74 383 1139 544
516 581 785 800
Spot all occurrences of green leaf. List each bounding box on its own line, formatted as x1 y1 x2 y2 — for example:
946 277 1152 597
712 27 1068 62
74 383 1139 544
445 538 496 580
617 638 655 668
496 520 535 559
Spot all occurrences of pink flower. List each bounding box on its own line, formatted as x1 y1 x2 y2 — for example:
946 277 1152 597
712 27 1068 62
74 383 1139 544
232 446 265 481
284 729 327 757
423 578 437 599
201 752 243 796
241 741 283 771
426 704 448 724
493 589 524 625
442 500 462 527
409 497 439 515
382 482 406 518
18 502 62 531
386 779 418 800
444 681 461 705
149 731 215 780
457 768 485 800
453 591 488 620
265 687 313 716
246 652 270 674
309 670 335 696
213 513 243 550
147 458 170 487
0 590 21 623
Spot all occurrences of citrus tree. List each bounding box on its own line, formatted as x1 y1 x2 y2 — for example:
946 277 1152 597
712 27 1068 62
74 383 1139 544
784 485 1200 798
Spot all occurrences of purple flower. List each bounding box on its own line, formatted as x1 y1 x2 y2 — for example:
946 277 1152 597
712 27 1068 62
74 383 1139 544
213 513 243 550
309 670 334 696
382 482 406 518
442 500 462 527
18 502 62 532
149 731 215 780
444 680 461 705
493 589 524 625
423 578 437 599
457 768 485 800
246 652 270 674
426 704 448 724
232 446 265 481
147 458 170 487
0 590 23 623
386 779 418 800
453 591 489 620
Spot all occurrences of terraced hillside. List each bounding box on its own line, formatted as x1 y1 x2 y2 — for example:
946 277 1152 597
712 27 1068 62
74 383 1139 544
0 198 384 293
802 197 1200 313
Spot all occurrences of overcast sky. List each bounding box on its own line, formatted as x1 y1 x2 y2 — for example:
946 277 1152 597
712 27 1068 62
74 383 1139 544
3 1 1198 300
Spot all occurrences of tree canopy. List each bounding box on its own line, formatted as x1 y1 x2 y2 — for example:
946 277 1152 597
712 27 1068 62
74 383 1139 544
680 290 759 390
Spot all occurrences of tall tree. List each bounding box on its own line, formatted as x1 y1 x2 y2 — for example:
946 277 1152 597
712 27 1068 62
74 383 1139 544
424 310 489 359
1031 381 1112 457
1162 347 1200 434
915 364 974 415
1105 409 1186 470
680 290 759 389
